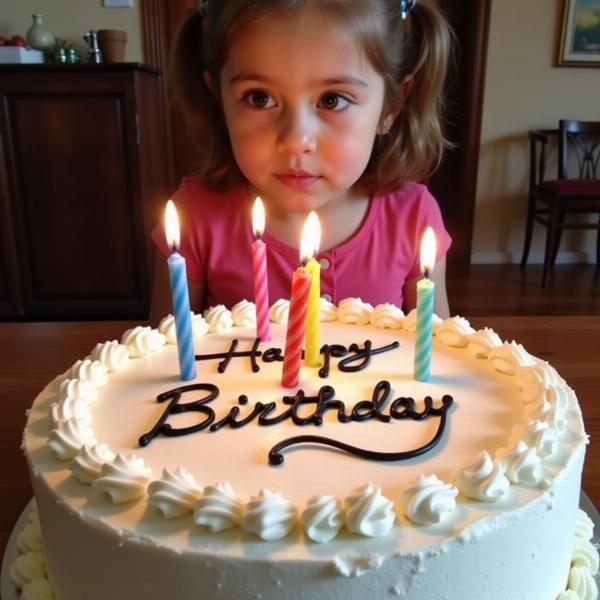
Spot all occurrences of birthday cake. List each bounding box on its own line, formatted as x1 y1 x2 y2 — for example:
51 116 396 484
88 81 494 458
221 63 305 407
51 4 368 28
16 298 598 599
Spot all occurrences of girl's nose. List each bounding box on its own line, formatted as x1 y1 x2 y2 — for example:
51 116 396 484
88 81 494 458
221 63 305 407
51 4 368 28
277 110 317 155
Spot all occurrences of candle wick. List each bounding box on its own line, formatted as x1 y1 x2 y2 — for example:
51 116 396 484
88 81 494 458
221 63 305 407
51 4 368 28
170 242 179 254
424 268 430 279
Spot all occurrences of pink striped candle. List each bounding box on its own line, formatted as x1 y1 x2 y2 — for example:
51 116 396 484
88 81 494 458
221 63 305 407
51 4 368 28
281 266 311 388
251 197 271 341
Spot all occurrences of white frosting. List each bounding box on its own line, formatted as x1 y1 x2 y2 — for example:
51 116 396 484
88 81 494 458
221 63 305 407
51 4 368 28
21 579 55 600
496 441 543 486
369 303 404 329
512 420 558 459
572 537 600 573
47 418 96 460
436 316 475 347
65 359 108 386
241 489 297 541
231 299 257 327
403 309 443 334
10 552 45 588
89 340 130 372
69 443 116 484
515 362 563 403
93 453 152 503
269 298 289 323
319 297 338 322
17 521 43 554
399 474 458 525
466 327 502 358
337 298 373 325
203 304 234 333
576 508 595 541
159 312 210 343
55 378 97 404
194 481 244 532
344 483 395 537
566 566 599 600
456 451 510 502
301 494 344 543
121 326 166 357
488 341 536 375
50 397 92 426
148 467 202 519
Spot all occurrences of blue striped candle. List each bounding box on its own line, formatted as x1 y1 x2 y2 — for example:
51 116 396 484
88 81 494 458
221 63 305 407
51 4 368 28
413 227 437 382
165 200 196 381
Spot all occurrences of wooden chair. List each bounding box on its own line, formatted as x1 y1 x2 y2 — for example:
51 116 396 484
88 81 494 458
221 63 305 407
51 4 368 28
521 119 600 286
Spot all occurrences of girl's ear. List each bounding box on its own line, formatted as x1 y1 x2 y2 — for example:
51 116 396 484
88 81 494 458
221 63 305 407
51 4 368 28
379 74 414 134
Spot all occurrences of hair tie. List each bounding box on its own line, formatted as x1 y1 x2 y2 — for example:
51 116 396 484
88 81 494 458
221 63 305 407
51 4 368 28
198 0 209 18
400 0 416 20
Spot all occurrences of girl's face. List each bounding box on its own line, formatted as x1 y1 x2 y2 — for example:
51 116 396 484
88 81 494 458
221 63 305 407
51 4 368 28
219 8 387 214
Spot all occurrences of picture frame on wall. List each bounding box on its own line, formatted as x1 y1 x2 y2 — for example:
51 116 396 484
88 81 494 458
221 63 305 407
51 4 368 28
558 0 600 66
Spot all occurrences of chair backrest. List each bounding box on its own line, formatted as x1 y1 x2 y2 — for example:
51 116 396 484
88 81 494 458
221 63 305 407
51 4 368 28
559 119 600 180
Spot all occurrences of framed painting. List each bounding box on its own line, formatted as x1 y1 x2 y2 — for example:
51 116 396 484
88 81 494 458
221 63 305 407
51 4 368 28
558 0 600 66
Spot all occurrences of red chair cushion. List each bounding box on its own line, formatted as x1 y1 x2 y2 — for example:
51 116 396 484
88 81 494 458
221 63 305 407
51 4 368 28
538 179 600 197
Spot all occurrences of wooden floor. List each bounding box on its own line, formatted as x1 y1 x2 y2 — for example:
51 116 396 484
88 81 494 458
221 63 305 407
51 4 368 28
447 263 600 316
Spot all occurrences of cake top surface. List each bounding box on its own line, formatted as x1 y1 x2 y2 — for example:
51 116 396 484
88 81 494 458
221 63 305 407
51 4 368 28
23 298 587 553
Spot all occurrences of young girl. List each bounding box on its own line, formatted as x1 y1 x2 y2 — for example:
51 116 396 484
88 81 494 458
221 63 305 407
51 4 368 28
150 0 453 324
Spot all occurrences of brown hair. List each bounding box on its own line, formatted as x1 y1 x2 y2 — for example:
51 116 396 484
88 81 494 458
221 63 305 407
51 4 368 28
168 0 453 192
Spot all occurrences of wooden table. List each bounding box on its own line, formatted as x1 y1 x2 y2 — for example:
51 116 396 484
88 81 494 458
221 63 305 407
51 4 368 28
1 316 599 563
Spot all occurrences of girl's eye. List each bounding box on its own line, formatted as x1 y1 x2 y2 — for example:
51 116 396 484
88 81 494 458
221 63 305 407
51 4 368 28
318 93 350 111
244 90 276 109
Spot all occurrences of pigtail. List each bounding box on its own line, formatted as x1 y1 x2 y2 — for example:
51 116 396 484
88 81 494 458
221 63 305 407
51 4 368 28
168 8 237 188
398 0 453 180
371 0 453 191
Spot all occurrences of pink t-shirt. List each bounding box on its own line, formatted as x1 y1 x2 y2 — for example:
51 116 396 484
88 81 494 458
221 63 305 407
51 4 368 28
152 177 451 310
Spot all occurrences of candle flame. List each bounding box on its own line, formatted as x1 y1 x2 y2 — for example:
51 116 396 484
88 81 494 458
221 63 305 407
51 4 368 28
300 211 321 264
252 197 266 238
420 226 437 275
165 200 180 251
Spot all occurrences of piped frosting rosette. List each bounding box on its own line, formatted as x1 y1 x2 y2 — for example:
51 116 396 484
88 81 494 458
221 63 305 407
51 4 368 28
88 340 130 372
456 451 510 502
93 453 153 503
269 299 290 323
148 467 203 519
344 483 395 537
159 312 209 343
194 481 245 532
301 494 344 543
203 305 234 333
337 298 373 325
231 300 257 327
399 474 458 525
435 316 475 347
241 489 297 541
370 303 404 330
121 326 166 357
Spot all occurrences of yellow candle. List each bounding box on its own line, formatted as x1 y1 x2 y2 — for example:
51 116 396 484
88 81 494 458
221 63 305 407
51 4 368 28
302 212 321 367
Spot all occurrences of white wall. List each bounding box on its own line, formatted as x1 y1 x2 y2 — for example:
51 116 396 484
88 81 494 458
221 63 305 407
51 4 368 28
474 0 599 264
0 0 143 62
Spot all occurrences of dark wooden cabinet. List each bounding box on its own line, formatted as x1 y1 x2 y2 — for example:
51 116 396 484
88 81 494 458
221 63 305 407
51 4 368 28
0 63 168 320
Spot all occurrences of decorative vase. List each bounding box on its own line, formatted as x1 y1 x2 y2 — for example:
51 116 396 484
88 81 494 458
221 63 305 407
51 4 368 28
97 30 127 63
26 14 54 51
